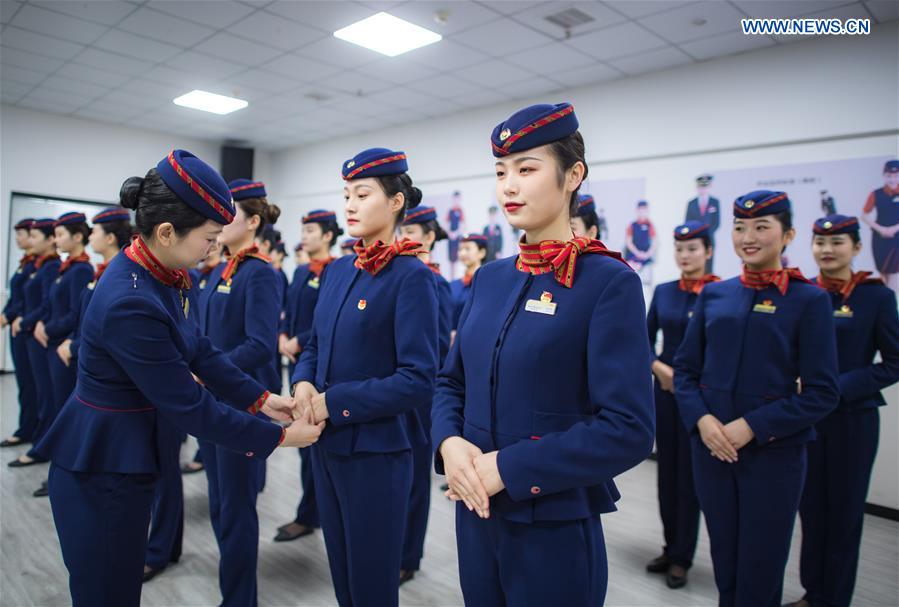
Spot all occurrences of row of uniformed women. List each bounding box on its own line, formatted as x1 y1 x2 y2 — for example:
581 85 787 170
645 187 898 605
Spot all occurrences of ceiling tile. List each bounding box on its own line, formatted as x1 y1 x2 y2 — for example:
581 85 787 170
71 107 131 124
359 56 435 85
565 21 668 60
409 73 482 97
296 35 383 69
143 64 221 91
638 1 747 44
264 1 375 33
498 76 565 100
117 6 217 46
450 88 507 108
679 29 776 60
1 26 86 60
511 1 628 39
167 50 248 80
406 39 489 70
329 95 404 117
452 17 554 56
0 64 48 86
73 48 154 77
10 3 108 44
54 62 134 87
387 1 500 36
0 79 35 98
549 62 621 87
227 9 324 50
215 68 304 94
475 1 551 17
92 28 181 61
74 99 143 121
457 58 534 87
504 40 597 75
0 46 66 73
605 45 693 75
39 74 112 99
603 1 695 19
316 70 394 96
30 0 137 26
417 97 465 117
21 85 96 110
365 87 443 109
1 1 23 24
98 88 173 112
193 32 284 66
146 0 255 28
260 52 342 81
864 0 899 22
18 95 85 114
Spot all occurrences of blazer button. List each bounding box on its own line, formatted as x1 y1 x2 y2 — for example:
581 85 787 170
245 452 254 457
768 437 775 443
342 409 350 418
530 486 541 495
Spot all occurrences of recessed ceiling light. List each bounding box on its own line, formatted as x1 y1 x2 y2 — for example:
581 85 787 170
173 90 248 115
334 12 442 57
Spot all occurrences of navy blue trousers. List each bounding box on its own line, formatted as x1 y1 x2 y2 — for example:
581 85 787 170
49 464 156 607
200 439 266 607
48 341 77 413
456 505 607 606
145 417 184 570
654 384 700 568
692 438 807 607
293 446 320 526
10 332 38 440
799 409 880 607
313 447 412 607
25 336 52 459
401 439 432 572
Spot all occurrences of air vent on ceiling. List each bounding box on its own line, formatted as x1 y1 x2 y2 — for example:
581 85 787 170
304 92 333 102
544 8 595 31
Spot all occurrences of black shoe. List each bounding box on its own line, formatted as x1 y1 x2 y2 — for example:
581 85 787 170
399 570 416 586
273 523 315 542
180 462 204 474
8 456 47 468
646 554 669 573
142 566 166 583
33 484 49 498
0 438 28 447
666 569 687 589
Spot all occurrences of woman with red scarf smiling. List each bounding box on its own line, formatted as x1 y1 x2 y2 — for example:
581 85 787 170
291 147 438 607
431 103 654 606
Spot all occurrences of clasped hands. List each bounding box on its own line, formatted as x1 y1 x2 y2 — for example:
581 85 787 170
696 414 755 463
257 387 325 449
439 436 505 519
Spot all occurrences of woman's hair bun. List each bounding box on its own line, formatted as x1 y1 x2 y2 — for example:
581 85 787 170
120 176 144 210
407 185 423 209
264 202 281 226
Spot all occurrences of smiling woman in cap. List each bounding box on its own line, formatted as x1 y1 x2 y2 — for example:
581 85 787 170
431 102 654 606
29 149 323 607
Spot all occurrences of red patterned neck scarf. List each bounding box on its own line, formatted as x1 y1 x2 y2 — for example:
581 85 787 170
516 235 626 288
308 256 335 278
60 252 91 274
426 262 441 276
19 254 36 269
125 236 192 290
462 269 476 288
679 274 720 295
353 238 424 276
222 245 270 282
34 253 60 269
816 271 882 301
740 267 810 296
94 261 109 282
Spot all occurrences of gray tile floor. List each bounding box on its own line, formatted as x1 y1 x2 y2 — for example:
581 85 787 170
1 373 897 606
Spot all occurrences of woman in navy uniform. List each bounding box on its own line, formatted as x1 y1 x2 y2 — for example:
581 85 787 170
8 218 60 467
674 191 840 607
787 215 899 607
340 237 358 256
570 193 601 240
274 209 343 543
646 221 718 589
31 149 322 607
449 233 487 331
190 239 223 292
291 147 439 607
197 177 284 607
432 103 655 606
1 218 38 448
398 205 453 584
861 159 899 291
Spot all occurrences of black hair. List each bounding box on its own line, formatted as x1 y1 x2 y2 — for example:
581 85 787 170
414 219 448 251
308 219 344 249
99 219 134 249
260 226 281 249
59 221 91 244
547 131 588 216
375 173 422 224
236 196 281 236
32 224 55 238
773 210 793 253
120 169 207 238
578 210 599 236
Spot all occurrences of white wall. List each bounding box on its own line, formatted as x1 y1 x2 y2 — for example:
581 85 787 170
267 22 899 510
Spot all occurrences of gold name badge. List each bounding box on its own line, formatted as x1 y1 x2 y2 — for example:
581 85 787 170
308 276 320 290
753 299 776 314
216 284 231 294
834 305 853 318
687 310 694 318
87 281 96 291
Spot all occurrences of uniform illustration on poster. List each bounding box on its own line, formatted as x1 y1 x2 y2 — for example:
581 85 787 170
625 200 658 285
482 206 503 261
684 174 720 273
820 189 837 215
445 191 465 280
862 160 899 291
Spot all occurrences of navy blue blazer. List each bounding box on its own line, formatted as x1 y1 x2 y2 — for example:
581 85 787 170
33 253 283 474
674 277 840 447
449 276 473 329
647 280 699 365
19 258 61 333
433 270 452 366
431 255 655 523
291 254 439 456
198 257 282 392
3 258 36 323
44 261 93 345
814 278 899 411
282 263 327 350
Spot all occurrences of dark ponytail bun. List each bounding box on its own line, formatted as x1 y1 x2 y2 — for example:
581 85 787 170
120 176 144 210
